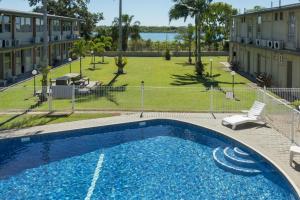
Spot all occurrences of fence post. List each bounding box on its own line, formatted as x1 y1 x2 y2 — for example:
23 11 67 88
48 86 52 113
210 85 214 113
140 81 144 118
291 110 295 143
72 85 75 113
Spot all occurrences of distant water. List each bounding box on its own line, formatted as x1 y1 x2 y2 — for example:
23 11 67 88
140 32 178 42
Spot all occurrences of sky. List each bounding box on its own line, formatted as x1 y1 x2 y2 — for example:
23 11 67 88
0 0 299 26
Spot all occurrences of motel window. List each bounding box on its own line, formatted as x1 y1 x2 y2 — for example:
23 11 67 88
36 18 44 32
52 20 60 32
16 17 32 32
257 15 262 37
73 21 79 31
63 21 72 32
3 16 11 32
288 12 296 42
275 13 278 21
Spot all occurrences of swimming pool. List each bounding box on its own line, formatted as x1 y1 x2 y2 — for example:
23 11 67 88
0 119 298 199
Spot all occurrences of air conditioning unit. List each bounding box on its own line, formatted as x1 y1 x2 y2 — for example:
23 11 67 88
245 38 252 44
274 41 284 50
267 40 273 48
3 40 12 48
255 39 261 46
261 40 267 47
13 40 21 47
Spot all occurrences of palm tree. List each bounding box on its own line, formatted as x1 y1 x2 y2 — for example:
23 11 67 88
112 14 141 51
169 0 212 75
71 39 87 78
95 36 112 63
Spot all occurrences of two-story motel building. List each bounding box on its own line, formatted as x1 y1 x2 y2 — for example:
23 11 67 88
0 9 81 85
230 3 300 88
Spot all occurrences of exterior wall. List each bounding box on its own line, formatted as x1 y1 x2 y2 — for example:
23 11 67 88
230 42 300 88
230 6 300 88
0 10 80 83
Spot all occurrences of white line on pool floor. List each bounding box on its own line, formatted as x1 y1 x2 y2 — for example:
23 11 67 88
85 153 105 200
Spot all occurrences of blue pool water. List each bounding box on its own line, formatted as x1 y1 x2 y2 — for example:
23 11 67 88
0 120 298 199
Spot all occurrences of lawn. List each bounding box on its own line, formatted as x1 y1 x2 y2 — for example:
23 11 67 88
0 113 118 130
0 56 257 112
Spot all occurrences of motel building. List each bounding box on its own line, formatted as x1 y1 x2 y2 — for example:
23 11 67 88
230 3 300 88
0 9 81 86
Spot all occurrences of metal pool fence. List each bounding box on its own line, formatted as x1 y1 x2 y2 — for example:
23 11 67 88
0 85 258 113
1 85 300 144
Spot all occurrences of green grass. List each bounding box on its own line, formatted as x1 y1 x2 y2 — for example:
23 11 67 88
0 56 256 112
0 113 118 130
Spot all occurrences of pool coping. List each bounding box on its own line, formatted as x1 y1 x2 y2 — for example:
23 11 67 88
0 113 299 197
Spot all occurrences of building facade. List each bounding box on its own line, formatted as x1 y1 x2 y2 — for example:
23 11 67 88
230 4 300 88
0 9 81 84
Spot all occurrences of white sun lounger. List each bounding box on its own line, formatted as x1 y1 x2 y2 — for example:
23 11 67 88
290 145 300 167
222 101 266 130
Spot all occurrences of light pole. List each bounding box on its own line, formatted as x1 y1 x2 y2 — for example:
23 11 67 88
231 71 236 98
91 50 95 69
32 69 38 96
68 58 72 73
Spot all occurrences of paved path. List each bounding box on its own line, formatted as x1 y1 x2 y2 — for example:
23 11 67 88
0 112 299 195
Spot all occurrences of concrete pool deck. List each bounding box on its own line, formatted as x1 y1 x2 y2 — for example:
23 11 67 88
0 112 300 196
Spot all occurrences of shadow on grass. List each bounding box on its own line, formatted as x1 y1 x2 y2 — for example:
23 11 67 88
76 73 128 106
0 113 72 131
170 73 246 88
175 62 195 67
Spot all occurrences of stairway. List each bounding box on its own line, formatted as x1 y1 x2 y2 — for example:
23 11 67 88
213 146 264 176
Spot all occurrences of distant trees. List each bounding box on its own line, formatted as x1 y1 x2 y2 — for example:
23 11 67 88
111 14 141 51
202 2 237 49
94 36 112 63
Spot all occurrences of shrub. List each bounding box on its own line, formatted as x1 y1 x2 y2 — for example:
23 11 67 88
164 49 171 60
114 56 128 74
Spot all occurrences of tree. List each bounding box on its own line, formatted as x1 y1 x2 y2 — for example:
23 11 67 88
175 23 194 64
111 14 141 51
169 0 212 76
202 2 237 48
27 0 103 38
94 36 112 63
71 39 87 77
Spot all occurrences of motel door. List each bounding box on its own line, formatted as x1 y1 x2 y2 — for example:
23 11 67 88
287 61 293 88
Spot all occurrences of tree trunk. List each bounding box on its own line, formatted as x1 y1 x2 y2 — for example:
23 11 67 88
80 57 82 78
196 14 203 75
188 44 192 64
195 16 198 66
41 0 48 102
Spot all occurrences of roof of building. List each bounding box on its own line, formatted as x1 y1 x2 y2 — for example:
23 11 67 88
0 8 81 21
235 3 300 17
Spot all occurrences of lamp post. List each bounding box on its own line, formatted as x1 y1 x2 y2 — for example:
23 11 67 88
231 71 236 98
32 69 38 96
91 50 95 69
68 58 72 73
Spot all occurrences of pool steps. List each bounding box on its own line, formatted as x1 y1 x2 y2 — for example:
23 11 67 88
213 147 263 176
